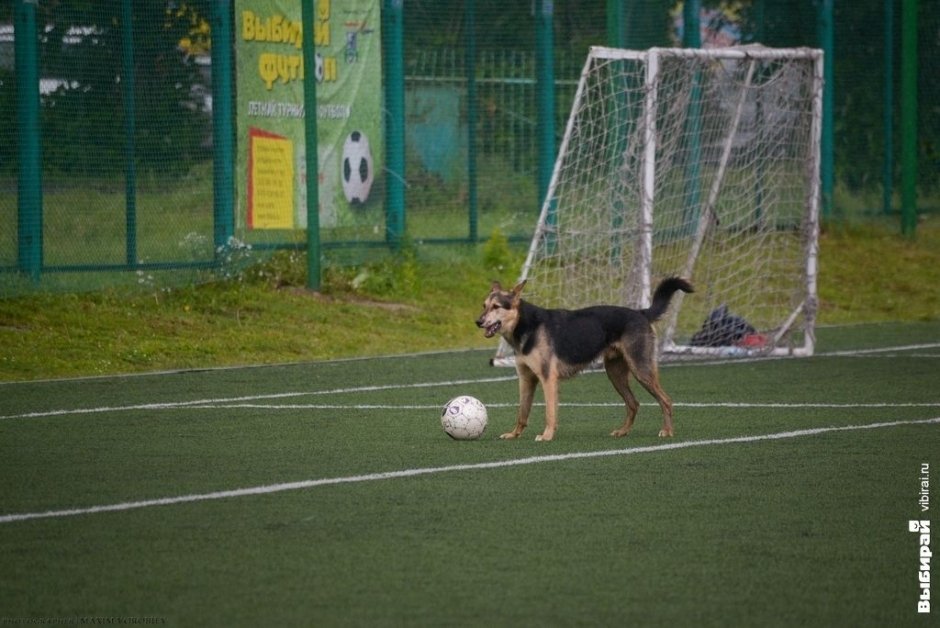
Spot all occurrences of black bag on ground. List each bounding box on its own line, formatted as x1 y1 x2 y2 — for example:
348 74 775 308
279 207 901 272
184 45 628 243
690 304 756 347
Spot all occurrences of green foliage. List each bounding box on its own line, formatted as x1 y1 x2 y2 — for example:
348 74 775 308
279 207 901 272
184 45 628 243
0 218 938 381
481 227 513 273
323 240 422 300
818 216 940 323
212 237 258 283
253 250 309 288
34 2 212 177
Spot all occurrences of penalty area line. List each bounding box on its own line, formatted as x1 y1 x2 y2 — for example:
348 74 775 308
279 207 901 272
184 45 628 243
1 416 938 525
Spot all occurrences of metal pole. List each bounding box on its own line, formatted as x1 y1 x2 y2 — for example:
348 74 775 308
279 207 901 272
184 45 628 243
301 0 321 288
682 0 701 47
466 0 478 242
15 0 42 282
212 0 236 256
682 0 702 235
606 0 626 263
122 0 138 267
383 0 406 249
817 0 834 220
535 0 555 232
606 0 625 48
639 50 659 308
900 0 918 237
883 0 895 215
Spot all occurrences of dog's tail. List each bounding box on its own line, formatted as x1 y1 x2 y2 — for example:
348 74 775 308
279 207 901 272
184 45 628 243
643 277 695 322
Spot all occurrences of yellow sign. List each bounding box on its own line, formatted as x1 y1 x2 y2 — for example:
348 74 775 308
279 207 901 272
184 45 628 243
248 128 294 229
236 0 383 232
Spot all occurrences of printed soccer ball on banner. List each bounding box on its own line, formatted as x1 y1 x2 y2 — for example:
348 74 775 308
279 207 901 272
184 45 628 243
341 130 374 205
314 52 325 82
440 396 488 441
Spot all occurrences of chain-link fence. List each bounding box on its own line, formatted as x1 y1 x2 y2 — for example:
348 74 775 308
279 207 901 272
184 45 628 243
1 1 937 296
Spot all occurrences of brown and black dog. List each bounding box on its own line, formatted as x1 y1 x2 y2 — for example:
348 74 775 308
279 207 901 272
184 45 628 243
476 277 693 441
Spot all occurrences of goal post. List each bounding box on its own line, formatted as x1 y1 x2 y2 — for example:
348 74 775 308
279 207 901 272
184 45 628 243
493 45 823 365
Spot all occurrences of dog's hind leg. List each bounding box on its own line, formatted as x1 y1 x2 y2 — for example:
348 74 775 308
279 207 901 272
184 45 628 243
604 355 640 437
501 367 537 440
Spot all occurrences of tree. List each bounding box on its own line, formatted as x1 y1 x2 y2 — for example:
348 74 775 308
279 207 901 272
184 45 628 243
35 0 213 176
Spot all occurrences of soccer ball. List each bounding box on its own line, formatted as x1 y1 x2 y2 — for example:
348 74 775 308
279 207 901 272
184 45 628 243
314 52 324 82
440 396 488 440
341 130 374 205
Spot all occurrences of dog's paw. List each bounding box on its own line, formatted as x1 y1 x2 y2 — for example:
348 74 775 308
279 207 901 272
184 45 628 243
657 428 674 438
499 432 521 440
534 432 554 442
610 429 630 438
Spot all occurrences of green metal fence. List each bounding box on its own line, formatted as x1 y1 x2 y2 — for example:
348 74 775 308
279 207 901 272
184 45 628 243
403 47 580 240
1 0 936 296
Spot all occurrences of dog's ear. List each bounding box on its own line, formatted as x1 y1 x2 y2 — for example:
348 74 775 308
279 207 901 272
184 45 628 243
511 280 527 299
490 281 503 293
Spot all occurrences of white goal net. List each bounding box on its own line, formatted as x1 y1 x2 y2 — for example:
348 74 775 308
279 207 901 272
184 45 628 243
494 45 823 364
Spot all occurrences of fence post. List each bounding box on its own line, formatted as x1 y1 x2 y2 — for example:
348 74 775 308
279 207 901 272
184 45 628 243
606 0 625 47
817 0 834 221
122 0 137 267
682 0 701 47
535 0 555 227
383 0 406 249
900 0 918 237
301 0 321 289
606 1 627 259
681 0 703 234
883 0 894 215
15 0 42 282
465 0 478 243
212 0 236 256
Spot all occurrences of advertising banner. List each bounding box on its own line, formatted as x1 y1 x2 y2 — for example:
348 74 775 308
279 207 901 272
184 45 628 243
234 0 383 232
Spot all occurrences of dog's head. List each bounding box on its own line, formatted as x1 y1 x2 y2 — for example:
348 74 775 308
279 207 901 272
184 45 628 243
476 280 526 338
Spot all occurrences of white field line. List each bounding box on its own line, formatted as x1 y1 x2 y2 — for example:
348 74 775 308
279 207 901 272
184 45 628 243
0 347 497 387
668 342 940 367
186 401 940 410
0 376 518 421
840 354 940 359
0 338 936 388
819 342 940 357
6 396 940 421
2 416 938 525
2 342 937 422
187 401 940 411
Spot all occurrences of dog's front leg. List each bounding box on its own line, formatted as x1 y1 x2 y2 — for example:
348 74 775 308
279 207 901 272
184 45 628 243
536 373 559 442
501 368 537 439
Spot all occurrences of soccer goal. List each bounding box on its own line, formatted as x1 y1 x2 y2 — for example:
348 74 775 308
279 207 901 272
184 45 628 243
493 45 823 365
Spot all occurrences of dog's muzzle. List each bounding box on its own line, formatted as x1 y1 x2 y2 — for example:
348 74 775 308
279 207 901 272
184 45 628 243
479 320 501 338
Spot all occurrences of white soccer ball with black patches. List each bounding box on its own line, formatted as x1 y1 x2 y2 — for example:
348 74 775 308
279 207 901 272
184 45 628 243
314 52 324 82
341 130 374 205
441 396 488 440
